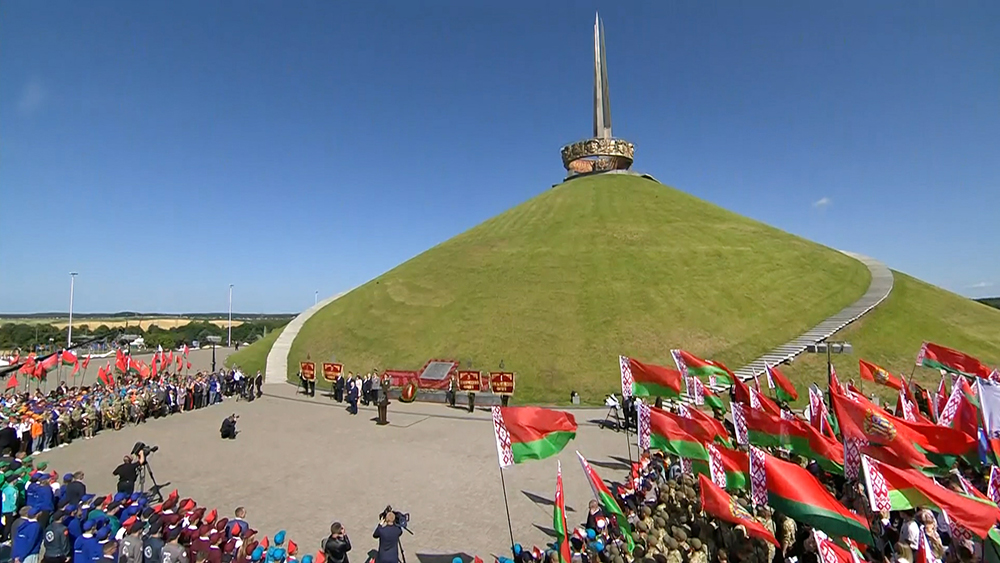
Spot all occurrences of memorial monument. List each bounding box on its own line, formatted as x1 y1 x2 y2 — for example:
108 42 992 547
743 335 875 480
560 13 636 177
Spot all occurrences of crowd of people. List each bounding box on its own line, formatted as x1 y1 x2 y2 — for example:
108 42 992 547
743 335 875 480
0 366 263 455
0 450 316 563
506 385 994 563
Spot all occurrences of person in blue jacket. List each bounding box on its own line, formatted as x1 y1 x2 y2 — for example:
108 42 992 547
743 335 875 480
74 519 102 563
34 474 55 514
12 507 43 563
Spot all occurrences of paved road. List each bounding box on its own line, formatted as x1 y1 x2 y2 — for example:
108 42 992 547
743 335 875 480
33 383 632 561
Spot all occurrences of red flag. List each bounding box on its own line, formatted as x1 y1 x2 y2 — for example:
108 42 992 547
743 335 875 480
553 462 571 563
5 375 18 390
830 386 931 469
115 350 128 374
61 350 78 366
71 362 81 377
186 361 191 370
183 345 190 358
176 356 183 371
151 356 159 379
98 364 115 387
81 354 90 370
19 356 35 376
917 342 992 379
859 359 903 390
698 474 778 546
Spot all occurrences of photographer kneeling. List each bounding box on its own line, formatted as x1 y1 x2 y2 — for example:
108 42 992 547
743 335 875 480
113 449 145 495
372 508 403 563
220 414 239 440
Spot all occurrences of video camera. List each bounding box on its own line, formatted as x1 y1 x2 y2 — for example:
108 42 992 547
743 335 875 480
131 441 159 459
380 505 411 532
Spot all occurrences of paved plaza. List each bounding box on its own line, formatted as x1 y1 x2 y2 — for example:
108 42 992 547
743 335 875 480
32 372 635 561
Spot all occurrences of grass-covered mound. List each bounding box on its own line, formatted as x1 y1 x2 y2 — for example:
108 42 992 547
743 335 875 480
226 326 285 377
290 174 870 404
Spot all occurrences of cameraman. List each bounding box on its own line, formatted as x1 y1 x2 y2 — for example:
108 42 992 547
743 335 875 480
372 510 402 563
112 450 144 495
220 414 239 440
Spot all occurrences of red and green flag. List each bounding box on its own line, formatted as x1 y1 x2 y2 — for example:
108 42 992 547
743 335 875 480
765 363 798 402
692 444 748 490
553 461 571 563
698 474 778 546
81 354 90 370
862 455 996 538
761 450 872 545
492 406 577 466
917 342 993 379
733 376 783 417
648 406 709 461
39 353 58 372
702 385 726 413
577 451 634 553
742 406 844 474
61 350 77 367
858 359 902 390
624 357 682 398
672 350 735 386
682 405 732 447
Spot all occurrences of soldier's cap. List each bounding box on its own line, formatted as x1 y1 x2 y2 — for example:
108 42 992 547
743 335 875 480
113 492 128 504
83 519 96 531
96 527 110 541
690 539 702 551
63 473 74 482
36 462 48 470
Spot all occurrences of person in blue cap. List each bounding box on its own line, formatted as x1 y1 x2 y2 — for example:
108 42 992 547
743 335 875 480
74 519 101 563
12 506 43 563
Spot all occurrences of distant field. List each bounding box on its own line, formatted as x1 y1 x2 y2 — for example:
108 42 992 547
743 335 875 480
0 318 243 330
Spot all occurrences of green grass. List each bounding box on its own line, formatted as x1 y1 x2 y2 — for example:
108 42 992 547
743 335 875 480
289 174 870 404
780 272 1000 405
226 326 284 376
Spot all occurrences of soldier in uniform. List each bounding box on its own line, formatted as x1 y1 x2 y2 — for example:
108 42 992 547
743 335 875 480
376 375 390 425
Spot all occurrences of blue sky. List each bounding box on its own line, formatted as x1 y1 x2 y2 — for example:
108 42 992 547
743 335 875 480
2 1 998 314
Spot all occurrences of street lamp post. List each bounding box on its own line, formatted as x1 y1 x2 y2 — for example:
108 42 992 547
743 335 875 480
228 284 233 348
805 341 853 386
68 272 78 347
207 335 222 373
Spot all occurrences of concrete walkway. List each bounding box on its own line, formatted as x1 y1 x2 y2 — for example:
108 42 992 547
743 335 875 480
263 291 350 384
728 250 894 382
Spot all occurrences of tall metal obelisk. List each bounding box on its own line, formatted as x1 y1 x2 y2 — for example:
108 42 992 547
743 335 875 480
561 13 634 177
593 13 612 140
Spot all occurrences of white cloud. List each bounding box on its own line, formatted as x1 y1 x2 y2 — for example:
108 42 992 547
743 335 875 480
812 196 831 209
17 77 47 116
969 281 994 289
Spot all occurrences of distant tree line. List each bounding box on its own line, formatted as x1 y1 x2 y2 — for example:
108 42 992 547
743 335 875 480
977 297 1000 311
0 319 289 353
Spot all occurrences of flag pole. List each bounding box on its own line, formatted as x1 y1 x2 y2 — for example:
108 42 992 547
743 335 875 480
497 465 516 554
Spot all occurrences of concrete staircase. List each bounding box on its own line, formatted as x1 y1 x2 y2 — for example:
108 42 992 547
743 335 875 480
727 250 894 385
263 290 352 385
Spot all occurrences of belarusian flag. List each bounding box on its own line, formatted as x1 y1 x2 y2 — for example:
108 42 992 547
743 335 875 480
691 444 748 490
576 452 634 552
938 376 979 441
858 359 902 390
698 474 778 546
40 353 58 372
813 530 861 563
553 461 571 563
648 406 709 461
761 450 872 545
916 342 992 379
183 344 190 357
742 405 844 474
98 364 115 387
862 455 996 538
61 350 77 366
81 354 90 370
680 404 732 447
765 363 798 402
702 384 726 413
672 350 735 385
733 377 782 417
115 349 127 374
491 406 577 466
623 357 682 398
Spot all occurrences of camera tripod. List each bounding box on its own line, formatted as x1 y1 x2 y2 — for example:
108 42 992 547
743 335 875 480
137 462 164 503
